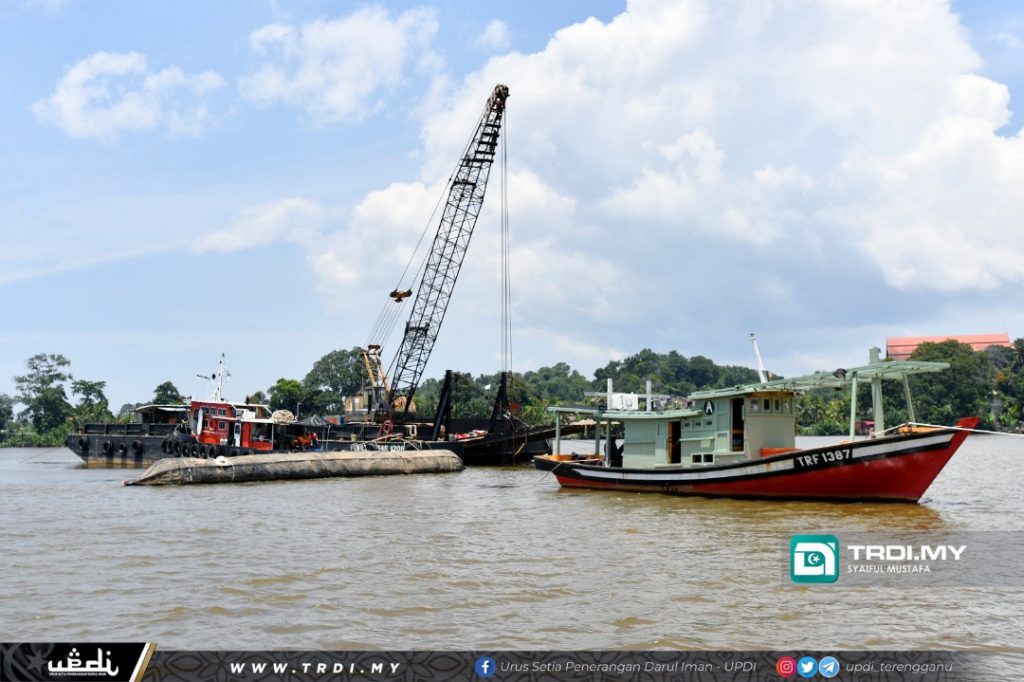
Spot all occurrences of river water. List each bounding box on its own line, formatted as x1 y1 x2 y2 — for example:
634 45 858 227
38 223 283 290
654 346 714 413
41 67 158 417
1 437 1022 659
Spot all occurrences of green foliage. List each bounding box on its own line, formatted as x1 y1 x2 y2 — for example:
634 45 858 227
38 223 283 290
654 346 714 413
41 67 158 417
592 348 759 395
909 340 995 427
797 389 853 435
14 353 74 435
153 381 184 405
302 347 365 415
521 362 590 402
268 378 308 414
0 393 13 442
71 379 113 428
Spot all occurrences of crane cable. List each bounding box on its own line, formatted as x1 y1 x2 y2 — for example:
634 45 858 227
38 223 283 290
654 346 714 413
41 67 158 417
500 109 512 376
365 168 454 350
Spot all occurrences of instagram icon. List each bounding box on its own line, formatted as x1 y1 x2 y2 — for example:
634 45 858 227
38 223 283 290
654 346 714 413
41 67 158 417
776 656 797 678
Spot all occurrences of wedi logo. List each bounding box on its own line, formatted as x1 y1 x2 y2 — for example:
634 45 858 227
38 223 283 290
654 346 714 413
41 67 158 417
790 534 839 583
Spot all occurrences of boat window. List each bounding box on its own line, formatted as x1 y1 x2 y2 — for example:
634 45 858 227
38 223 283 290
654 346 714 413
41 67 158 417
702 454 714 463
774 399 781 412
218 420 225 429
704 419 713 427
691 454 701 464
762 398 770 412
218 408 226 416
750 399 759 413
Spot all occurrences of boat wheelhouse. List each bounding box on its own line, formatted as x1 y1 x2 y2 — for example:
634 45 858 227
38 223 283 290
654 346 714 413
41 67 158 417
536 348 977 502
189 399 278 455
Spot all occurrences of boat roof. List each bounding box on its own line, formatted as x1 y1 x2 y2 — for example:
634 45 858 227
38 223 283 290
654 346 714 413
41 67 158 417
548 405 701 419
133 404 189 412
689 359 949 400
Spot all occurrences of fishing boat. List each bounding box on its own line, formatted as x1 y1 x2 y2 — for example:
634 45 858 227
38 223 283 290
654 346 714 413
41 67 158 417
534 348 977 502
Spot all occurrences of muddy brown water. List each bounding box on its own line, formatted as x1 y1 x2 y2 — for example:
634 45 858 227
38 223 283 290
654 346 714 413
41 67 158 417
1 437 1021 659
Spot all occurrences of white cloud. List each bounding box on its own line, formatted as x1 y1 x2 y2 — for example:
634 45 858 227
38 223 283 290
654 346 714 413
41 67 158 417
33 51 224 139
413 0 1024 296
174 0 1024 378
193 198 325 253
994 31 1022 49
239 6 440 123
474 20 511 52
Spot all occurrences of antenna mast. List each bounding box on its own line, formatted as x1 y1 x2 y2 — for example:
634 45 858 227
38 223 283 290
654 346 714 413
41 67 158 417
751 333 769 384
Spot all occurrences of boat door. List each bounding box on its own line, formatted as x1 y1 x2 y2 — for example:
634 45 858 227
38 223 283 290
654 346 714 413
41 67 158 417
233 422 241 447
668 421 681 463
731 398 744 452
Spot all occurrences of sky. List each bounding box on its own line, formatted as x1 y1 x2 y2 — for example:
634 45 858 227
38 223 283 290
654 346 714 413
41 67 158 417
1 0 1023 411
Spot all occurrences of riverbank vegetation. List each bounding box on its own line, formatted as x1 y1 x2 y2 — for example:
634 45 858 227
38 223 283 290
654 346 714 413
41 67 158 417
3 340 1021 447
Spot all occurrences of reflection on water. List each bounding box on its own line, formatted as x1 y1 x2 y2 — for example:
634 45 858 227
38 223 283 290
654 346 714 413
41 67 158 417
0 436 1021 657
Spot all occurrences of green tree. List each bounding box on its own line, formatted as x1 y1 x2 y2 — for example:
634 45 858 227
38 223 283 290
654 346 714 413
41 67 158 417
521 362 589 402
247 390 268 405
909 340 995 426
0 393 13 442
268 378 308 414
303 348 366 415
71 379 113 427
153 381 184 404
14 353 73 435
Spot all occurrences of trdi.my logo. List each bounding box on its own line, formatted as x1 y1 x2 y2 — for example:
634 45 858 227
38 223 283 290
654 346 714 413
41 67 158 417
790 534 839 583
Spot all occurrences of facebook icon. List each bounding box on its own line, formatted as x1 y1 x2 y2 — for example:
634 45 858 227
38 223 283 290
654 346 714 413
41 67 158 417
475 656 497 678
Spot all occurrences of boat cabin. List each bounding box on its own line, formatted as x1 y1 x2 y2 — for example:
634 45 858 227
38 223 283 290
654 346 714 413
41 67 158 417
190 400 276 452
549 348 949 470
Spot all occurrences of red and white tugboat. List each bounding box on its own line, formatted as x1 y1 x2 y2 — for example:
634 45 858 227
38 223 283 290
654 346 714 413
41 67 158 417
534 348 977 503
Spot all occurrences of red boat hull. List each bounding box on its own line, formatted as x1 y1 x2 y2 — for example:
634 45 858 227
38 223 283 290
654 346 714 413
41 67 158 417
536 417 977 503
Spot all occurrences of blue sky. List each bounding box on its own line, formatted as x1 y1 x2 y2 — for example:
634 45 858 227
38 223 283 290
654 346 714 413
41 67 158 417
1 0 1023 411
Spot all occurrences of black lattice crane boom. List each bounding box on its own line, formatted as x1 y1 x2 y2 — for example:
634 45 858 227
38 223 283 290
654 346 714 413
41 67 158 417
386 84 509 411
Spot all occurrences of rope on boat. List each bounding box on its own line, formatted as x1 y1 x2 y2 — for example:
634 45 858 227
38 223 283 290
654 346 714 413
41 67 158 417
19 446 67 462
535 458 567 483
877 422 1024 439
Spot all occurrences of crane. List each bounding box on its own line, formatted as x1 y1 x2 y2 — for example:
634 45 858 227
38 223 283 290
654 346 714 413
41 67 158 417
363 84 510 417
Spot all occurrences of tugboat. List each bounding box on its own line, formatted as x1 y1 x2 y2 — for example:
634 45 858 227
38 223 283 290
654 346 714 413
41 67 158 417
66 354 457 465
534 348 977 503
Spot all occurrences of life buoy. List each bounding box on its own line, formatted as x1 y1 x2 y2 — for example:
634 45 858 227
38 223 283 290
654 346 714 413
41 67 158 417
117 442 128 455
190 444 199 457
131 440 144 456
102 440 113 455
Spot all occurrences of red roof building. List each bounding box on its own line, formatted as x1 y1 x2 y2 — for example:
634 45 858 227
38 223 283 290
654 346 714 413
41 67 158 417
886 333 1011 360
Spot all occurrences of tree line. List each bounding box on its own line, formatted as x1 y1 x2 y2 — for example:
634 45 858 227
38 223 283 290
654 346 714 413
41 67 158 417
3 340 1021 446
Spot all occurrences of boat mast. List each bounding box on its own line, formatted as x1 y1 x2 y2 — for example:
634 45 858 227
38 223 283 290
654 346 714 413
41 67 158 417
750 333 769 384
196 353 230 402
